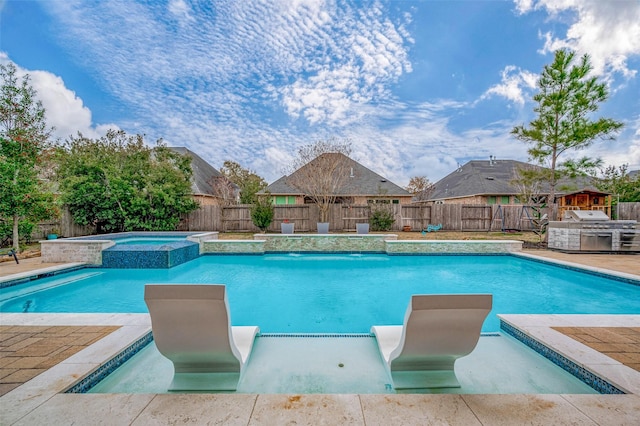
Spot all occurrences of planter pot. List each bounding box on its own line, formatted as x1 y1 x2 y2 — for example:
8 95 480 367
281 223 294 234
317 222 329 234
403 225 412 232
47 234 58 240
356 223 369 234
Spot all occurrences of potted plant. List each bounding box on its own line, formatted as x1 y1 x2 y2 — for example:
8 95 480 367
47 228 60 240
356 222 369 234
281 219 294 234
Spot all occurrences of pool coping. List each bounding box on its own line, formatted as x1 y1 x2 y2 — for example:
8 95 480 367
499 315 640 394
513 252 640 285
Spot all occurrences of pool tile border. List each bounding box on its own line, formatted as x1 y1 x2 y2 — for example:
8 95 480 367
499 314 640 395
65 331 154 394
500 320 624 394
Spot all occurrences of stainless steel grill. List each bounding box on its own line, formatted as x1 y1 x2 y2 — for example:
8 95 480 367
563 210 611 222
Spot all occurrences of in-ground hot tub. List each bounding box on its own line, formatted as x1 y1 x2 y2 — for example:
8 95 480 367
101 238 199 268
40 232 214 268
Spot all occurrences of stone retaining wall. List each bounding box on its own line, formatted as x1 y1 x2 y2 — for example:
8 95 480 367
202 240 266 254
41 234 524 265
385 240 523 254
40 240 114 265
254 234 398 253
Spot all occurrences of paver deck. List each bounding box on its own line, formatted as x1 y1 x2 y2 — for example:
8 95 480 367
0 326 120 397
553 327 640 372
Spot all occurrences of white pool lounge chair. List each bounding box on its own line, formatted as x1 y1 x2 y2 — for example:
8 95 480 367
371 294 492 389
144 284 259 391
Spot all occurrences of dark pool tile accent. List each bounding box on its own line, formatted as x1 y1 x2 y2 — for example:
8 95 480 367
261 333 373 338
514 254 640 286
263 250 386 255
65 332 153 394
500 320 625 394
386 252 508 256
101 242 200 268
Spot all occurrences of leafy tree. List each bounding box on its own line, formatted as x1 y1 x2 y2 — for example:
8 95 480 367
512 49 623 203
286 138 352 223
56 130 198 233
0 63 57 250
405 176 433 201
250 193 275 232
596 164 640 203
220 160 267 204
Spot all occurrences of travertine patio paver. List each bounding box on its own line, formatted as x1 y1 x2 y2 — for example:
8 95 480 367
0 326 120 396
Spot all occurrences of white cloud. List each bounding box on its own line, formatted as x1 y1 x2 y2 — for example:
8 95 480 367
481 66 538 106
517 0 640 80
513 0 535 14
0 52 114 140
42 0 412 131
167 0 194 24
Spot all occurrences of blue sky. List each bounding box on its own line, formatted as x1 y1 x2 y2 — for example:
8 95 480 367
1 0 639 185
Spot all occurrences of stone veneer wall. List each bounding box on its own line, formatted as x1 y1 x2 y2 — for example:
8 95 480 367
201 240 266 254
187 232 219 253
202 236 523 255
41 234 524 264
255 234 398 253
40 240 115 264
385 240 523 254
548 225 578 251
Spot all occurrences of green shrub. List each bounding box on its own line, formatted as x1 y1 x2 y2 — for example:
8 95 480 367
369 207 394 231
250 196 274 232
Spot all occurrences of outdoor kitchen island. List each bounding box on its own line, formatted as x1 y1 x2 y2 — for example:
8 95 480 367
548 210 640 253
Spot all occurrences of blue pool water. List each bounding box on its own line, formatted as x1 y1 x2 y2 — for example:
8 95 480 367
1 254 638 333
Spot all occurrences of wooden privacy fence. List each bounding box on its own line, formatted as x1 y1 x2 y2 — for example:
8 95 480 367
617 202 640 220
42 202 639 238
178 203 558 233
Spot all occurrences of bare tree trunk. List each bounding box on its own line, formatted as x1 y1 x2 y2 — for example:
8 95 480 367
12 213 19 251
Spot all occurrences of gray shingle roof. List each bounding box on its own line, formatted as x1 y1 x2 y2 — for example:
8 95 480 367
428 159 598 201
169 147 236 196
265 153 411 197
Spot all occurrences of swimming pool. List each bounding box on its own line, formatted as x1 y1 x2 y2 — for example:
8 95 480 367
2 254 638 333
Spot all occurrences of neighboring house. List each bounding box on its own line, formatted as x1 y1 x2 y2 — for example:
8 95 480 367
264 153 412 205
424 158 597 206
169 147 239 206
